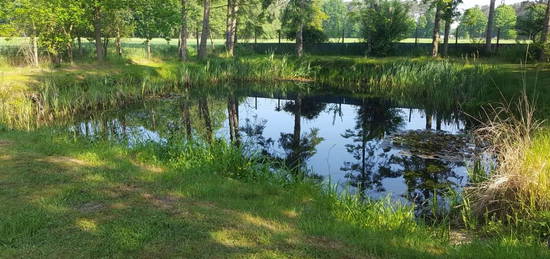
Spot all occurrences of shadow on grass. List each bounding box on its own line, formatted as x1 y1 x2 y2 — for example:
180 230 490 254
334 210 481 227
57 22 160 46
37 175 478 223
0 128 460 258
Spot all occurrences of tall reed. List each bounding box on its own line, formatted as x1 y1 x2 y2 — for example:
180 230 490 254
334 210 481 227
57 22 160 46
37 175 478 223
467 90 549 226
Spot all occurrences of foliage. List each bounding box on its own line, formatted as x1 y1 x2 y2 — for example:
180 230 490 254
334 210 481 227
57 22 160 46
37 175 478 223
133 0 179 40
459 7 487 39
494 4 517 40
282 0 329 43
516 3 547 41
322 0 352 39
360 0 414 55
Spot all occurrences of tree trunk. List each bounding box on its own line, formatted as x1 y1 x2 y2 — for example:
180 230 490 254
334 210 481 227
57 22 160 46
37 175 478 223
443 18 451 57
93 5 104 61
146 39 151 59
292 96 302 169
234 18 239 45
296 0 305 57
485 0 496 53
342 27 345 43
496 28 501 53
199 0 211 60
30 34 39 67
181 98 192 140
278 30 281 44
115 29 122 56
414 24 419 46
179 0 189 61
426 110 433 130
196 27 200 49
210 34 215 50
455 26 459 47
103 38 109 58
199 97 212 142
225 0 239 56
539 0 550 61
431 5 442 57
67 41 74 63
77 36 83 57
227 95 240 145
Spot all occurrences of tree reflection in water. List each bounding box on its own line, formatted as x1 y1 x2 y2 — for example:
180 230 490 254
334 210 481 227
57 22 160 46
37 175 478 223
341 98 404 197
70 91 468 215
341 98 466 215
239 95 326 178
391 155 465 216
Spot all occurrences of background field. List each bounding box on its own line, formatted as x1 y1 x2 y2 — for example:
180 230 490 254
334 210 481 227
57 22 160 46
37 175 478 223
0 37 528 47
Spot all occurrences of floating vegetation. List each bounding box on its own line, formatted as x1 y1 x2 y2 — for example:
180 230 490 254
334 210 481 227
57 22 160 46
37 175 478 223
391 130 475 163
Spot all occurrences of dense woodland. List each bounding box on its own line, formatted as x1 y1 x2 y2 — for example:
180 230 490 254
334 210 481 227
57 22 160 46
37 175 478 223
1 0 550 64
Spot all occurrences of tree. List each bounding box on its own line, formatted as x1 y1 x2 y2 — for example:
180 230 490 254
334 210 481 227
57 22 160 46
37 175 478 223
4 0 85 65
494 5 517 47
134 0 179 59
423 0 447 57
460 7 487 40
225 0 239 56
178 0 190 61
540 0 550 60
3 0 46 66
103 5 134 57
198 0 211 59
516 3 546 41
419 9 435 38
361 0 414 55
431 2 442 57
233 0 276 47
441 0 462 56
485 0 496 52
84 0 106 61
322 0 348 41
40 0 85 64
283 0 328 56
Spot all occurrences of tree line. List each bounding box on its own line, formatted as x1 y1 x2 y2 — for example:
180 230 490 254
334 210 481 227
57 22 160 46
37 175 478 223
1 0 550 65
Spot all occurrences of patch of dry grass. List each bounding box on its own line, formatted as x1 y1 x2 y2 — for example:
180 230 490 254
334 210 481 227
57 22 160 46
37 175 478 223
470 90 549 220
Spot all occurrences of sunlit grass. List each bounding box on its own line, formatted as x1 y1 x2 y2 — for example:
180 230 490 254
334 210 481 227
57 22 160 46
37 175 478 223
0 128 548 257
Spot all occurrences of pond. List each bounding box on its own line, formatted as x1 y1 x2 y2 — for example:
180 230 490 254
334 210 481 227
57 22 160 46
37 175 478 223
69 85 476 215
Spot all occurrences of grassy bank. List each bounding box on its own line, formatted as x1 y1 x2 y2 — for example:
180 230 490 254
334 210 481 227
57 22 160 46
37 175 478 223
4 55 542 130
1 128 548 258
0 56 313 129
1 54 550 256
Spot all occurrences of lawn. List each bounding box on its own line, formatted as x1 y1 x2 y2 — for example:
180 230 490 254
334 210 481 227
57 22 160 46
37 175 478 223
1 128 549 258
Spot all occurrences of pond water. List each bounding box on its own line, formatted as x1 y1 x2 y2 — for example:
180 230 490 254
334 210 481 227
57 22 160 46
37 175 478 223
69 87 474 214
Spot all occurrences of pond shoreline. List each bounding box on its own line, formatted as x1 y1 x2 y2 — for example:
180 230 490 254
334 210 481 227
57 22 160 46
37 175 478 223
1 56 550 257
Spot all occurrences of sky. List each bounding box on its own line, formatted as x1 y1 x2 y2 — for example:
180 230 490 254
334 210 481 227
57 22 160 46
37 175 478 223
460 0 526 11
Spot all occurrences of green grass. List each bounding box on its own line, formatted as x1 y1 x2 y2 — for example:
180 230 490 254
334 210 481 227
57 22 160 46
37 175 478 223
0 55 315 129
0 128 548 258
1 47 550 257
2 54 550 129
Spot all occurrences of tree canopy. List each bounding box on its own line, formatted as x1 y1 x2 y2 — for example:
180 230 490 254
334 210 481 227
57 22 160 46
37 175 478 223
361 0 414 55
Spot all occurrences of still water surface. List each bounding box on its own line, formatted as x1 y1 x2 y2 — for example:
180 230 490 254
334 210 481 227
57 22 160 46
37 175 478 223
70 90 473 212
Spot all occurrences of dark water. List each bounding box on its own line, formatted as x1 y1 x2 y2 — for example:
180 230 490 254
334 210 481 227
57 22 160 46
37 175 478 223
70 89 473 213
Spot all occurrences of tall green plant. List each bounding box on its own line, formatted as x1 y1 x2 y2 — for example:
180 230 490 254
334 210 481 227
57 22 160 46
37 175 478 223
360 0 414 55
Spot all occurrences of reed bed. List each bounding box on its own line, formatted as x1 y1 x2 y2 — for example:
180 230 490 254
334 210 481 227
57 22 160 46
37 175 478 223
0 56 317 129
312 59 498 112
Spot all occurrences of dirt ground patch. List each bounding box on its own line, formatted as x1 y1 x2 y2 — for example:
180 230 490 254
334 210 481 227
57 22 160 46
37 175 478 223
0 140 14 147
